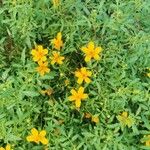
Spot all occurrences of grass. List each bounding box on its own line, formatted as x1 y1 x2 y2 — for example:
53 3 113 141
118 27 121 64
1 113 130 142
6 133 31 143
0 0 150 149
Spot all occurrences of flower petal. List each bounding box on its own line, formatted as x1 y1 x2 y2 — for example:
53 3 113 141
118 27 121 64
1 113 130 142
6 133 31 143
75 71 81 77
40 137 48 145
6 144 11 150
75 99 81 108
88 41 94 50
57 32 62 40
31 128 38 136
78 87 84 94
39 130 46 137
31 49 36 55
81 47 88 53
43 49 48 54
77 78 83 84
69 96 75 101
94 54 100 60
82 94 88 99
70 89 76 95
85 77 91 83
85 56 91 62
26 135 35 142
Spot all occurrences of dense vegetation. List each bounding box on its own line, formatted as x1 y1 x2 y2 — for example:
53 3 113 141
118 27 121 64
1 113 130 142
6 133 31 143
0 0 150 149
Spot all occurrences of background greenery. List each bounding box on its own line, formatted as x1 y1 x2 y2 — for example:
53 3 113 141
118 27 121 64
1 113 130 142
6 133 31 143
0 0 150 149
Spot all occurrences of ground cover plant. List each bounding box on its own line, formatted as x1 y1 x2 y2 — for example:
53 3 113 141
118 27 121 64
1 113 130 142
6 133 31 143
0 0 150 149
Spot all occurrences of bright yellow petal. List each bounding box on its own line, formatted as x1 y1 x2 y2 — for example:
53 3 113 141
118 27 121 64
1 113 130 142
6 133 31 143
87 71 92 76
78 87 84 94
75 100 81 108
46 68 50 73
69 96 75 101
31 49 36 55
95 47 102 53
77 78 83 84
82 93 88 99
75 71 81 77
41 56 47 61
40 137 48 145
71 89 77 95
33 56 39 62
81 67 86 74
81 47 88 53
26 135 35 142
57 32 62 40
31 128 38 136
94 54 100 60
6 144 11 150
88 41 94 50
39 130 46 137
85 77 91 83
0 148 5 150
43 49 48 54
85 56 91 62
37 45 43 51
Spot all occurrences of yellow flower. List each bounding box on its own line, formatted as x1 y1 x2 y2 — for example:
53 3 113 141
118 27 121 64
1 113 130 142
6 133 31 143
0 144 11 150
52 0 60 7
69 87 88 108
31 45 48 62
51 32 63 50
91 116 99 123
117 112 134 127
145 135 150 146
50 51 65 65
36 61 50 76
75 67 92 84
27 128 48 145
81 41 102 62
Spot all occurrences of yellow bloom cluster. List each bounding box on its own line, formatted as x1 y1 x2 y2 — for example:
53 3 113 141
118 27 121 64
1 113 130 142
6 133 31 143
31 32 65 76
69 41 103 108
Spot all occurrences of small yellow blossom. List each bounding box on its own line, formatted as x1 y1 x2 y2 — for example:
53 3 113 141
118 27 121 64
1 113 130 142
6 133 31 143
31 45 48 62
69 87 88 108
51 51 65 65
36 61 50 76
81 41 102 62
117 112 134 127
27 128 48 145
51 32 63 50
0 144 11 150
91 116 99 123
145 135 150 146
52 0 60 7
75 67 92 84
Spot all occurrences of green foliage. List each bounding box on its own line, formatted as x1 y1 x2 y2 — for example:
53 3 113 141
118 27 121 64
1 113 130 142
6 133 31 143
0 0 150 149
